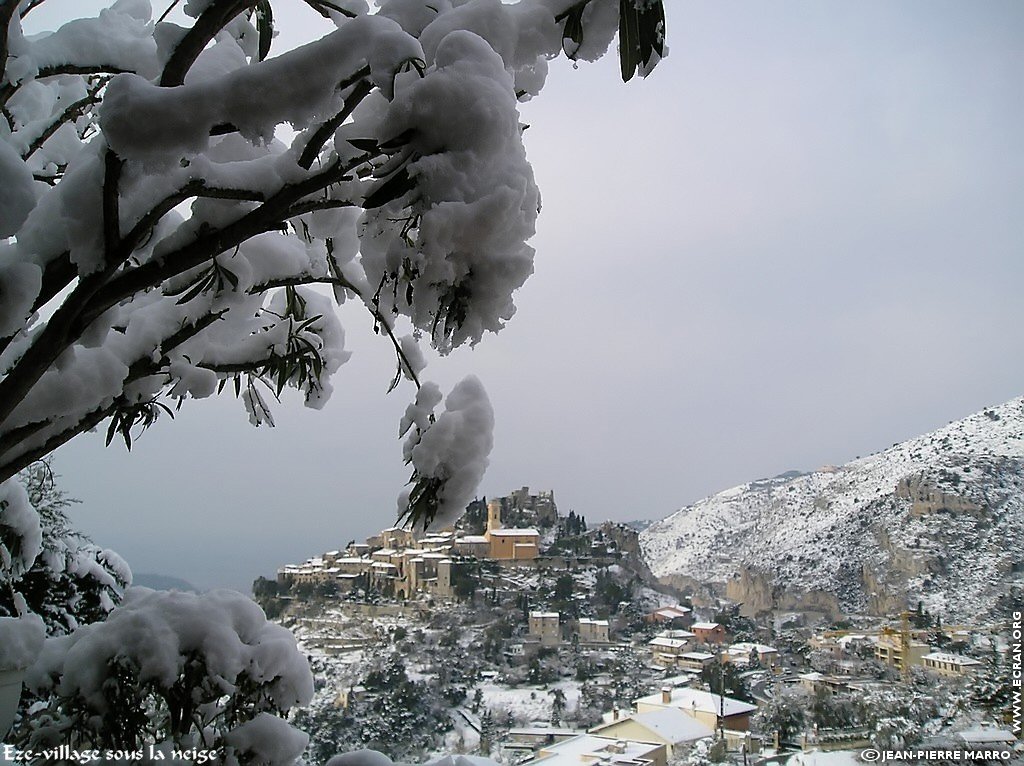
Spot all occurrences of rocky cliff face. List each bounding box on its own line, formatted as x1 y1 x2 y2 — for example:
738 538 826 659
640 399 1024 622
599 521 658 584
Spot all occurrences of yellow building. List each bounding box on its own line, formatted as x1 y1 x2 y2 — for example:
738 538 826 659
590 708 713 758
875 633 930 673
484 499 540 560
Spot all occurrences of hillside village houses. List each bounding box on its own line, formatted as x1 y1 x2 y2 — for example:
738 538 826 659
874 632 931 673
635 686 757 733
724 642 780 669
691 621 727 644
644 604 694 628
518 679 761 766
277 493 542 599
920 651 983 677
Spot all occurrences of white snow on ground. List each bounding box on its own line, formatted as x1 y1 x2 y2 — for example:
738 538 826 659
786 751 862 766
476 681 581 721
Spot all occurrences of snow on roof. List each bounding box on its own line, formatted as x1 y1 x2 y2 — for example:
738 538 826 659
836 634 870 644
922 652 982 665
680 652 715 661
655 605 691 616
607 707 714 744
458 535 489 544
530 611 559 619
660 674 697 686
635 687 757 717
657 629 695 639
956 726 1017 744
648 637 688 649
785 750 863 766
691 622 721 630
579 619 609 626
728 642 778 654
533 734 663 766
489 528 540 537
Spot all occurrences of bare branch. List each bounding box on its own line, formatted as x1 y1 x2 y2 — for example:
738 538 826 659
120 181 267 257
298 73 372 170
372 308 422 390
283 198 356 218
103 149 124 262
0 0 19 87
22 91 103 161
0 404 114 484
250 275 361 295
159 0 255 88
302 0 357 20
156 0 183 25
18 0 48 19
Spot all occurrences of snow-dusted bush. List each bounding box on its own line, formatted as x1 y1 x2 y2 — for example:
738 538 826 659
0 0 665 528
0 463 130 634
10 588 313 760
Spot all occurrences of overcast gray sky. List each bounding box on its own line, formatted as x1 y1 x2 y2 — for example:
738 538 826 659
31 1 1024 590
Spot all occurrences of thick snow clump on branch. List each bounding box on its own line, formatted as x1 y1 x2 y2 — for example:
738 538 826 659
399 376 494 530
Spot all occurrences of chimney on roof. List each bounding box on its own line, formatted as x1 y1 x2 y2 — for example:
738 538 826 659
661 686 672 704
612 705 620 721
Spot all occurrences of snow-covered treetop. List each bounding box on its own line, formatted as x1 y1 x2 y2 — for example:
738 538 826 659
0 0 665 527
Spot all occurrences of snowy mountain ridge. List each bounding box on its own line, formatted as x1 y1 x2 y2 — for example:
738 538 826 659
639 398 1024 622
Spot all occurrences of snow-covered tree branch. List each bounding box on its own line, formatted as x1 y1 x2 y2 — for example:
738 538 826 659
0 0 665 529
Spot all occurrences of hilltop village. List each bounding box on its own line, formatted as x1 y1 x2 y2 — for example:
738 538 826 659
276 490 554 600
255 488 1021 766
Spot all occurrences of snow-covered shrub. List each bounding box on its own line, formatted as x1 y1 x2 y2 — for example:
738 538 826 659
0 479 41 592
752 688 808 743
0 463 130 634
863 688 937 750
294 654 451 764
10 588 313 760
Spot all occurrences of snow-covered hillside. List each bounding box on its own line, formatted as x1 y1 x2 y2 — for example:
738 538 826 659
640 398 1024 622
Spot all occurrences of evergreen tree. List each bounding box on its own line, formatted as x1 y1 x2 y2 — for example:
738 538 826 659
549 687 567 725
